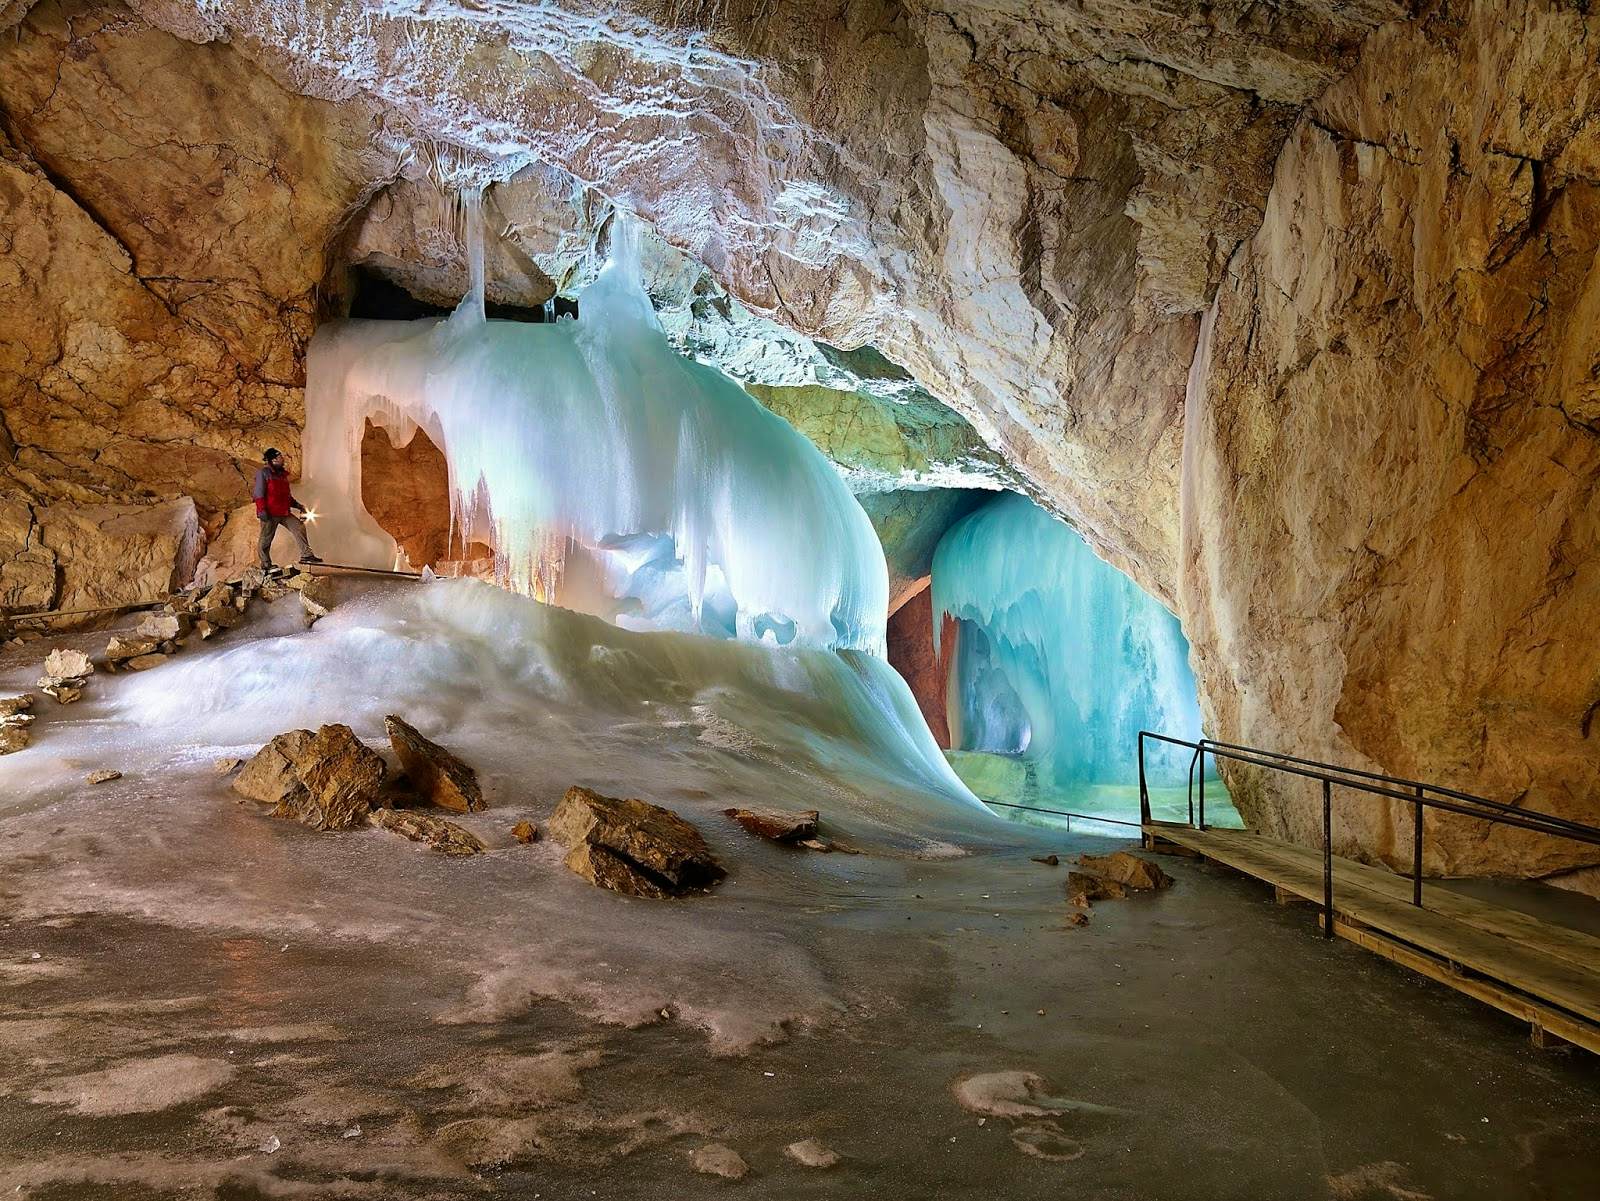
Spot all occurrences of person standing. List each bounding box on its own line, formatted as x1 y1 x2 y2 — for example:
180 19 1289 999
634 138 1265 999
254 448 322 570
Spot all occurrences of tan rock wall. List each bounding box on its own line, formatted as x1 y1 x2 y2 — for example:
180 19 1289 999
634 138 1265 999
0 0 401 609
1183 0 1600 878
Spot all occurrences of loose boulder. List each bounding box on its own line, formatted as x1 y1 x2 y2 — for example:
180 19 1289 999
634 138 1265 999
287 724 387 831
723 806 819 843
232 730 314 807
1075 852 1173 892
369 807 486 856
232 725 385 831
512 820 539 844
1066 872 1128 906
384 715 484 813
135 612 183 641
548 786 725 899
86 769 122 784
0 699 33 755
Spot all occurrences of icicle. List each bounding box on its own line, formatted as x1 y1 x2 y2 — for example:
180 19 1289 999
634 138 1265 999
456 186 487 325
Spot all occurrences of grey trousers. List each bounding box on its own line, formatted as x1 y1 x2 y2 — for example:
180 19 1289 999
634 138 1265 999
258 514 313 567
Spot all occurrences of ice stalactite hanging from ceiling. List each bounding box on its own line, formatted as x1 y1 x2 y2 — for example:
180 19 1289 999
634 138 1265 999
302 193 889 654
931 492 1205 788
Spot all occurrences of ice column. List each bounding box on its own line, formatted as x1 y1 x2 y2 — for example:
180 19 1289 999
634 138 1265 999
302 203 889 654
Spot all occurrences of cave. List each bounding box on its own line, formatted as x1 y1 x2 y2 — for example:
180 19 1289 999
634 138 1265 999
3 0 1599 1195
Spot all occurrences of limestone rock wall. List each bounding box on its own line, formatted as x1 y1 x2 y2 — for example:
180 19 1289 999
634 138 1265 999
0 0 400 611
1183 0 1600 878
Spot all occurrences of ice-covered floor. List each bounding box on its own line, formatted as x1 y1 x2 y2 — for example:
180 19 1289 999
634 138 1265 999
2 580 1597 1199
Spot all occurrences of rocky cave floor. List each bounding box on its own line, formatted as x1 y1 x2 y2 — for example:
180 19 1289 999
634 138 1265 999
1 591 1598 1201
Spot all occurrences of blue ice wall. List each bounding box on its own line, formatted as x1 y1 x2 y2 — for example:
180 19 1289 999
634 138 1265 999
931 493 1204 787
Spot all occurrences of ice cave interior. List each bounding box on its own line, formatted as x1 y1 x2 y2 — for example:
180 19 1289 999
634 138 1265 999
296 195 1221 833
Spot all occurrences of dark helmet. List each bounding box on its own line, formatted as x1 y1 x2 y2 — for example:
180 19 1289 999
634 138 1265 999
263 447 283 463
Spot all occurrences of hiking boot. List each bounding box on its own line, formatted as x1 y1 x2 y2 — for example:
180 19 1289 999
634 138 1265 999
299 554 324 565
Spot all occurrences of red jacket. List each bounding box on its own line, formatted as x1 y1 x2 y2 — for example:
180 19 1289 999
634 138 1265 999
253 465 298 518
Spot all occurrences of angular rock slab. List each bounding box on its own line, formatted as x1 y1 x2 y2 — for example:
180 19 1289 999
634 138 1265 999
384 715 483 813
548 786 724 899
232 730 314 808
233 725 385 832
723 806 819 843
369 807 486 856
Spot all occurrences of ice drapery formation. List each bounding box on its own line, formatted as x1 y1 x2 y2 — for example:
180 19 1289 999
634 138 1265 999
303 197 888 653
932 493 1205 788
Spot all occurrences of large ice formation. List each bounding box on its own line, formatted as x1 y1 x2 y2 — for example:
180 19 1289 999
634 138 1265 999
932 493 1205 789
303 198 888 653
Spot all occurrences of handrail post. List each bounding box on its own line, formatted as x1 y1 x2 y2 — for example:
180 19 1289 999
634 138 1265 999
1197 741 1207 831
1138 733 1151 827
1412 783 1424 907
1323 778 1334 939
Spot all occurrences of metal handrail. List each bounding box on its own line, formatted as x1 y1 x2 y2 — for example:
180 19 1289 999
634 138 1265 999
1136 731 1600 939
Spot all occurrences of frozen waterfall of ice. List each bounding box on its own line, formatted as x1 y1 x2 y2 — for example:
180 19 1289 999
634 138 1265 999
302 198 888 653
931 493 1205 788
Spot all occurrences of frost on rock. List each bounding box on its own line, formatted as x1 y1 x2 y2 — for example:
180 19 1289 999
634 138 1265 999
932 493 1205 790
304 201 888 654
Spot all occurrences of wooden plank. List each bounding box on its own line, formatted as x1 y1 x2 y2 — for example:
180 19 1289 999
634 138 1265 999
1145 823 1600 1029
1328 917 1600 1056
1221 826 1600 976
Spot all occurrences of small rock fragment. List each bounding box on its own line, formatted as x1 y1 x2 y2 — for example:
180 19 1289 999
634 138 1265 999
136 612 183 641
690 1143 748 1179
1064 910 1090 928
512 820 539 844
723 806 819 843
40 681 82 704
86 769 122 785
1031 854 1059 866
0 723 29 755
384 715 483 813
0 694 35 718
299 575 336 620
369 807 486 856
200 605 242 631
124 653 168 671
784 1138 840 1169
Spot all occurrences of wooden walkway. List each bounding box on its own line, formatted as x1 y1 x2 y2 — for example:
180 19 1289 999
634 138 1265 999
1143 821 1600 1055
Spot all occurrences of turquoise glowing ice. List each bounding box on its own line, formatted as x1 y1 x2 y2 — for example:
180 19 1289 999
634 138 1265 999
931 493 1204 787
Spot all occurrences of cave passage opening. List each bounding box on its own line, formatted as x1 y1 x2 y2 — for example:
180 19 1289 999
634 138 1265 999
928 492 1239 831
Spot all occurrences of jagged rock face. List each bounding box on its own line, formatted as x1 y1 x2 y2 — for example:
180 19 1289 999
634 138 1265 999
0 0 401 610
1182 0 1600 879
111 0 1396 595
